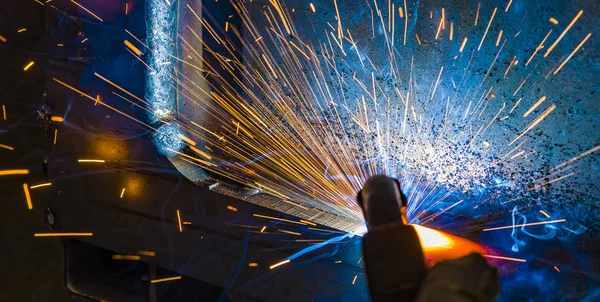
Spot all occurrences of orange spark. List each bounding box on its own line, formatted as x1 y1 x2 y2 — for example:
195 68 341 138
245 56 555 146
496 30 503 46
278 229 301 236
523 96 547 117
0 34 6 43
253 214 307 225
478 7 497 51
505 0 513 12
227 205 238 212
23 61 35 71
549 18 558 25
124 40 142 56
352 275 358 284
553 33 591 75
483 255 526 262
30 183 52 189
50 116 64 122
540 210 551 218
112 255 141 260
71 0 104 22
269 259 290 269
120 188 125 198
249 263 259 267
35 233 93 237
150 276 181 284
23 184 32 210
0 169 29 176
78 159 105 163
544 10 583 58
459 37 468 52
0 144 14 151
138 251 156 256
177 209 183 232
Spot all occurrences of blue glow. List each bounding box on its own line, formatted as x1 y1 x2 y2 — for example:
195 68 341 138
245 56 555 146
146 0 176 123
153 123 184 157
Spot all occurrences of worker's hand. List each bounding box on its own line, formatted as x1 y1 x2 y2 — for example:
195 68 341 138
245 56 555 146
416 253 500 302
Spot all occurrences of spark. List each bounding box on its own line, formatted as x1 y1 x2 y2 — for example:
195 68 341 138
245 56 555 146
50 116 64 122
30 183 52 189
81 38 88 43
403 0 407 45
260 226 266 232
0 169 29 176
278 229 301 236
300 219 317 226
544 10 583 58
483 255 526 262
509 150 525 160
78 159 105 163
138 251 156 256
352 275 358 284
227 205 238 211
430 66 443 100
415 33 421 45
249 263 259 267
509 104 556 145
505 0 513 12
177 134 196 146
478 7 497 51
1 105 5 120
435 16 443 40
177 209 183 232
0 34 6 43
18 28 27 33
540 210 550 218
124 40 143 56
528 172 578 190
552 33 591 75
112 255 141 260
253 214 307 225
509 98 522 113
554 266 560 272
35 233 93 237
309 3 316 13
549 18 558 25
0 144 14 151
474 2 480 26
459 37 467 52
120 188 126 198
150 276 181 283
449 22 453 40
23 61 35 71
54 129 58 144
23 184 32 210
483 219 566 231
71 0 104 22
495 30 503 46
269 259 290 269
125 3 129 15
552 145 600 170
523 96 547 117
